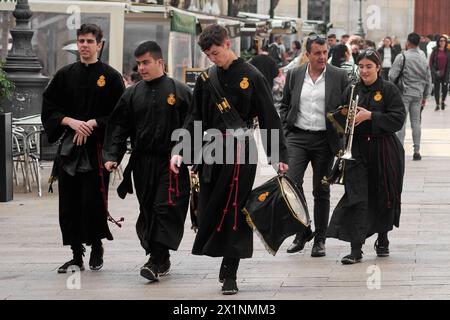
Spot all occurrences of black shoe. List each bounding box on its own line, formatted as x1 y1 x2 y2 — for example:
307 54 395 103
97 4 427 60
435 105 440 111
341 253 363 265
374 240 390 257
57 259 84 273
140 260 159 281
222 278 239 295
311 241 326 257
286 229 316 254
413 152 422 161
89 245 104 271
158 258 171 277
442 103 446 110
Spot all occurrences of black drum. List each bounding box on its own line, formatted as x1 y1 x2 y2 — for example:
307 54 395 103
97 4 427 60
242 175 310 255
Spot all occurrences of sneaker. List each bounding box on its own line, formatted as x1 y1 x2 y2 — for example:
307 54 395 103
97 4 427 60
158 259 171 277
222 278 239 295
374 240 390 257
286 228 316 254
89 245 104 271
413 152 422 161
140 260 159 281
311 241 326 257
57 259 84 273
341 254 363 265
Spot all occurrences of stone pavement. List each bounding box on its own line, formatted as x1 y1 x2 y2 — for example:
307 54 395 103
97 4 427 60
1 101 450 300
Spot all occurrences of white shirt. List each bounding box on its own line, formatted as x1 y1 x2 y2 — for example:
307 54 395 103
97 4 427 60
295 65 327 131
383 47 392 68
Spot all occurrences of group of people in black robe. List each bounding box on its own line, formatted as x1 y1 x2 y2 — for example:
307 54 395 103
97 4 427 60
42 24 406 295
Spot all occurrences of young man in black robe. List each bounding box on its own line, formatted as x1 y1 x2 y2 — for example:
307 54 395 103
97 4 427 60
41 24 125 273
103 41 192 282
170 25 289 295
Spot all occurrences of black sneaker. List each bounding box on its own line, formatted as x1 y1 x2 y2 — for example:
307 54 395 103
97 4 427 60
89 246 104 271
374 240 390 257
413 152 422 161
341 254 363 265
222 278 239 295
311 241 326 257
57 259 85 273
286 229 316 254
158 259 171 277
140 260 159 281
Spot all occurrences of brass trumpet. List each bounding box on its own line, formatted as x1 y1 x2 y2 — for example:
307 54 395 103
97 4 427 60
322 85 358 186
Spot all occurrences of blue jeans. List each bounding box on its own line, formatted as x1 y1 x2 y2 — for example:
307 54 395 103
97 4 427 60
396 95 422 153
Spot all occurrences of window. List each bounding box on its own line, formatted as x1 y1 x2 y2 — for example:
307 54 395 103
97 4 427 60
308 0 330 22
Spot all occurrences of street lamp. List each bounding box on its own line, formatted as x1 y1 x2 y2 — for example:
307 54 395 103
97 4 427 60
2 0 49 118
354 0 366 38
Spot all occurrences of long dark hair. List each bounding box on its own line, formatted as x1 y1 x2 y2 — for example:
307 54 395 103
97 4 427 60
331 44 348 67
435 35 449 52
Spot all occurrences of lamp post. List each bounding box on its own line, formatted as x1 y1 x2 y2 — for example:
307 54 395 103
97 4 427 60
354 0 366 38
2 0 49 118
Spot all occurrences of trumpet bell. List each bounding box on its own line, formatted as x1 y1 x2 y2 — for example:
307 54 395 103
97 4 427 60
340 152 354 161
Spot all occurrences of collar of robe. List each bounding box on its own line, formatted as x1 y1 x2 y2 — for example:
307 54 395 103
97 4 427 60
80 59 100 68
144 74 166 86
220 57 244 71
359 77 384 93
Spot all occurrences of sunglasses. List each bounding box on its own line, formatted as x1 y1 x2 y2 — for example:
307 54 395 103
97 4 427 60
308 35 326 42
77 39 96 44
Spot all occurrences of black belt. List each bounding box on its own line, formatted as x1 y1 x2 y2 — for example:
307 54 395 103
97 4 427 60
293 127 326 134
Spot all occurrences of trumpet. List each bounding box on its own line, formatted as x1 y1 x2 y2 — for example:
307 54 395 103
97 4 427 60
322 85 358 186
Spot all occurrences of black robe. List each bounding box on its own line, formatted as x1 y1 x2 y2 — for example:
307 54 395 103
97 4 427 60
183 58 289 259
103 75 192 254
326 78 406 244
41 60 125 246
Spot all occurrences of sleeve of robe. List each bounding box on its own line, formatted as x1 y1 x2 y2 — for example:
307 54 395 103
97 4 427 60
41 70 67 143
371 82 406 135
178 77 204 162
95 69 125 129
251 71 289 165
103 89 133 165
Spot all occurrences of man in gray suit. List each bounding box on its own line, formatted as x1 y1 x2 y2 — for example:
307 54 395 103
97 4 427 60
280 35 350 257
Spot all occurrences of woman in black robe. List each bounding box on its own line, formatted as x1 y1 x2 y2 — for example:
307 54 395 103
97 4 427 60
326 49 406 264
170 25 289 295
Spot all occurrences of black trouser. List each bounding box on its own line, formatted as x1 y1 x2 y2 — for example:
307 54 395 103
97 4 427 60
149 241 170 265
220 257 240 280
381 68 390 81
286 129 334 243
434 77 448 106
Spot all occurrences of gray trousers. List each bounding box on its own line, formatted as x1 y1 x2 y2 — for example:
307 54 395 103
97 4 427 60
396 95 422 153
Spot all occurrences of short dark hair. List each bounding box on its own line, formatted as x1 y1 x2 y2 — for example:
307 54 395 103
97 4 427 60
327 34 336 39
407 32 420 46
292 40 301 50
134 41 163 60
198 24 228 51
77 24 103 43
306 35 327 53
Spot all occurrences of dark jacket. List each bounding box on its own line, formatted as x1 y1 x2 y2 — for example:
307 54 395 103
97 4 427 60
429 48 450 82
377 46 400 66
279 63 350 154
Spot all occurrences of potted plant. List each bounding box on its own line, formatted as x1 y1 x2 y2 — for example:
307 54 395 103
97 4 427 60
0 60 14 112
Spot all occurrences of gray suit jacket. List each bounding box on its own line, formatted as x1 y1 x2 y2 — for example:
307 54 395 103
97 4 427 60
279 63 350 154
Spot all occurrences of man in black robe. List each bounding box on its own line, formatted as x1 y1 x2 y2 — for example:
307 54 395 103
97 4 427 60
41 24 125 273
103 41 191 282
170 25 289 295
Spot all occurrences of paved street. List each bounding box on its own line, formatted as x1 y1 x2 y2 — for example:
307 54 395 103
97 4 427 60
1 101 450 300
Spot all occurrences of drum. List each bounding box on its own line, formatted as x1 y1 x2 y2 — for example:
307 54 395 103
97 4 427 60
242 175 310 255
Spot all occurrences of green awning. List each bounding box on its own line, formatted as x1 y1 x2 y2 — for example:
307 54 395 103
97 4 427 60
171 10 196 35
